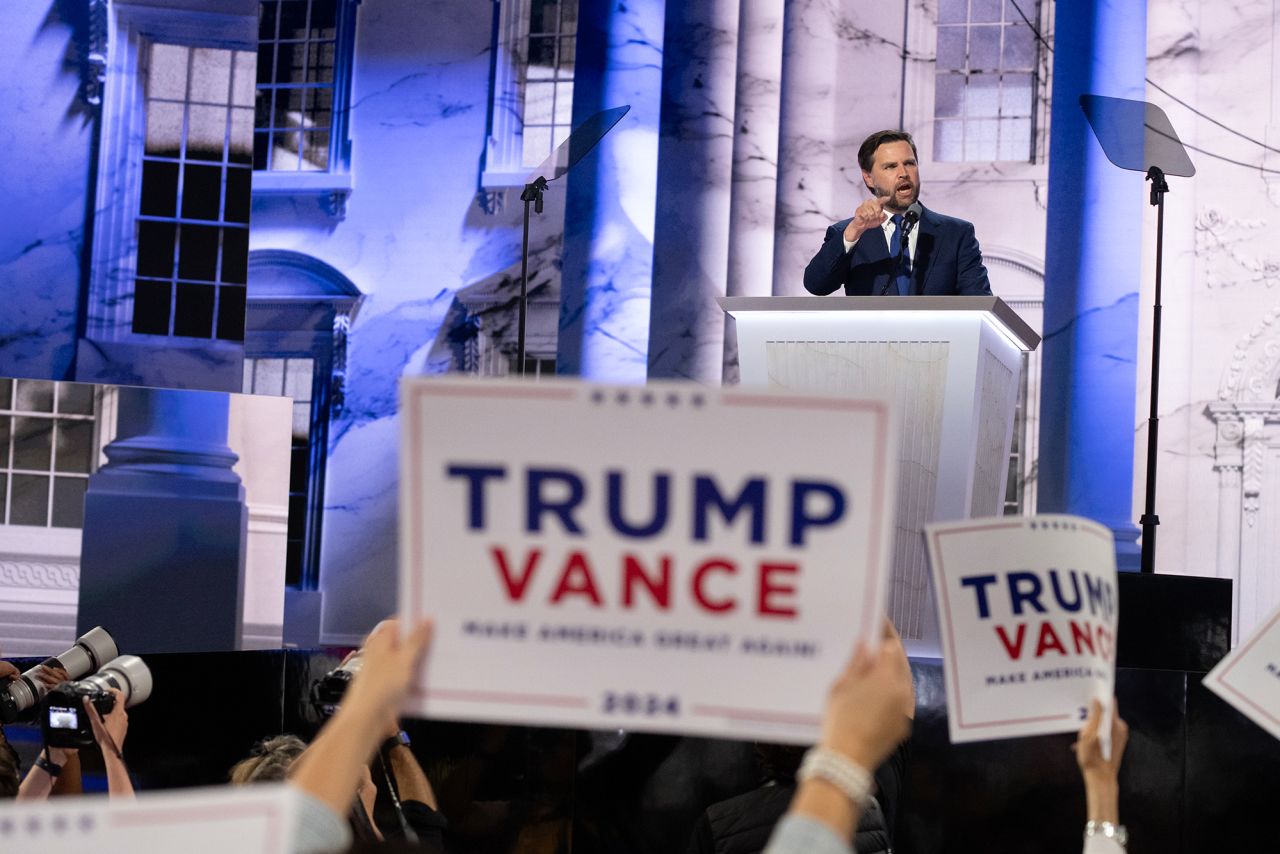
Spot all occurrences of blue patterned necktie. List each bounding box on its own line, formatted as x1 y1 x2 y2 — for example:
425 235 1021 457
888 214 912 295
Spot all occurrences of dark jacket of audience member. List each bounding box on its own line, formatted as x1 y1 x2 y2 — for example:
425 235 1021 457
687 740 909 854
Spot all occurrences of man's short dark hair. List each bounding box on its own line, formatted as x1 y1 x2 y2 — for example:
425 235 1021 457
858 130 918 172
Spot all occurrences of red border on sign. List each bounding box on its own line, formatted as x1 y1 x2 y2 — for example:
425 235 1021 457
417 687 590 708
1212 607 1280 728
931 521 1074 730
691 704 822 727
109 800 286 853
404 384 894 724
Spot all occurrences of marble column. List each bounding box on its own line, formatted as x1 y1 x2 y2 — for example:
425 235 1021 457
1037 0 1146 568
558 0 665 382
722 0 785 382
770 0 840 297
77 387 248 652
645 0 741 382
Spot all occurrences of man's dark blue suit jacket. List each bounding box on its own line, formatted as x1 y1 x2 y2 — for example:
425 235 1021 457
803 204 992 296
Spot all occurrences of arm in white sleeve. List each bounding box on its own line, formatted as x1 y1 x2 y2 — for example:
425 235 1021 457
290 787 352 854
763 815 853 854
1084 835 1126 854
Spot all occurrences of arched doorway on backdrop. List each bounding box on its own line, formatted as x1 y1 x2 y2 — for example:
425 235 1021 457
245 249 363 645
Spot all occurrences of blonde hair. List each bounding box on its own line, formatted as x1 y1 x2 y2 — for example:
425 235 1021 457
229 734 307 785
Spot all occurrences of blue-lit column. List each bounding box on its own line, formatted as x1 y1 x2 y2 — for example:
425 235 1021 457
1038 0 1147 568
77 387 248 651
558 0 665 381
722 0 785 382
645 0 740 382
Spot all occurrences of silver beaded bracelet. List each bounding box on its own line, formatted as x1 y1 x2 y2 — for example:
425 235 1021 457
796 747 873 809
1084 820 1128 847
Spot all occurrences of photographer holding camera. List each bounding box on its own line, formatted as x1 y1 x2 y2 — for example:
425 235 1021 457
14 662 79 801
305 620 445 848
2 655 84 800
289 617 434 854
20 662 142 800
19 686 132 800
0 628 132 800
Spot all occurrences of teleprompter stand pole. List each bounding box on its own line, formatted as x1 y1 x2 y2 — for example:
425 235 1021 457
1139 165 1169 575
516 176 548 378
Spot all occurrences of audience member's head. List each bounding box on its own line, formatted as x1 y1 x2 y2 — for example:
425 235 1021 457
229 734 308 785
754 742 806 784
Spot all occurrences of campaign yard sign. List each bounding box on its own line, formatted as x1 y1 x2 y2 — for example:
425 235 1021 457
399 377 897 743
925 515 1118 744
0 785 298 853
1204 603 1280 742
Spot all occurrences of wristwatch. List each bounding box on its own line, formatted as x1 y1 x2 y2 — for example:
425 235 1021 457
381 730 411 753
1084 820 1128 847
35 751 62 777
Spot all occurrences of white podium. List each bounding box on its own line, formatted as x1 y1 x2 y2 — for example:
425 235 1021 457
720 296 1040 653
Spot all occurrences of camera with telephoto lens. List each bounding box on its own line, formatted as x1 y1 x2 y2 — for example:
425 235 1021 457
310 648 363 718
0 627 118 723
40 655 152 749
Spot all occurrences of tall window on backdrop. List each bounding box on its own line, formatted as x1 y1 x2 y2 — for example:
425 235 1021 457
255 0 336 171
933 0 1041 162
254 0 361 176
0 381 96 530
133 43 254 341
521 0 577 169
482 0 579 186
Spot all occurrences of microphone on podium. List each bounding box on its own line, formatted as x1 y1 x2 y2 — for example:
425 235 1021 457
901 201 922 237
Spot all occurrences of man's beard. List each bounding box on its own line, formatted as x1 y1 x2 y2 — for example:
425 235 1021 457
873 179 919 213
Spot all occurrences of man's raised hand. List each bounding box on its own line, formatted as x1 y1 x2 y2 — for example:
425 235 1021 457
843 196 887 244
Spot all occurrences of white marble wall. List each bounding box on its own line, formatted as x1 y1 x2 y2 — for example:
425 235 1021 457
0 2 94 382
1143 0 1280 641
772 2 911 296
249 0 557 643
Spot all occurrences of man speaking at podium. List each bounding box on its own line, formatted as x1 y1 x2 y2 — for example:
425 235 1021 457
803 130 992 297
